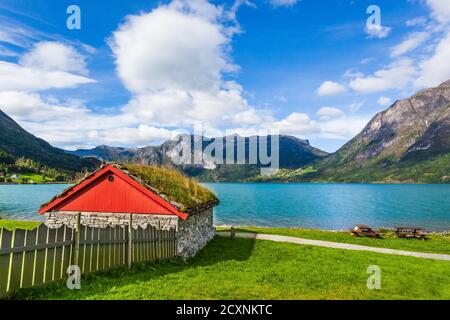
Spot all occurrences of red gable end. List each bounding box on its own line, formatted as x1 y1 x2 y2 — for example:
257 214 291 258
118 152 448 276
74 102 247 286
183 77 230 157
39 165 188 220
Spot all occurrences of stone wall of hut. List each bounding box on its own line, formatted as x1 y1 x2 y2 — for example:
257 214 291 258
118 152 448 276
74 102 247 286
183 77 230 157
44 208 215 259
176 208 215 258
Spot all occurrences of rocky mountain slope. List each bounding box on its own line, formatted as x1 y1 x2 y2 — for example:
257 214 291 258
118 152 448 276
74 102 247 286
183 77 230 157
314 80 450 182
0 110 99 173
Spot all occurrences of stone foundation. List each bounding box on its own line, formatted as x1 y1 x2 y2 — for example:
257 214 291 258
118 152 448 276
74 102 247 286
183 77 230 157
44 212 178 231
176 208 215 258
44 209 215 258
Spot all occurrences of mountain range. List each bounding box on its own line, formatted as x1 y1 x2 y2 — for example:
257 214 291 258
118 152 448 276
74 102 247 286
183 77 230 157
0 110 98 175
68 135 329 181
1 80 449 183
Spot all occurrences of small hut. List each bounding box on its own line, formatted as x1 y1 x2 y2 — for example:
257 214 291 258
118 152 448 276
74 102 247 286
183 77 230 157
39 163 219 258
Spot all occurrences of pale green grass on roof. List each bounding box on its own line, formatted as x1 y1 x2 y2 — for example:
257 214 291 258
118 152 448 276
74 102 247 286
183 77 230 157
123 164 218 211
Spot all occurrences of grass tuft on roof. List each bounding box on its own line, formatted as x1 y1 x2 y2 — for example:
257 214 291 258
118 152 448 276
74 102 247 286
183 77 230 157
122 164 218 212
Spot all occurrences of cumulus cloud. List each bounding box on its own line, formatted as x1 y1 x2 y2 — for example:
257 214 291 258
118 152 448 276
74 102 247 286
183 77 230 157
426 0 450 24
365 24 391 39
316 81 346 96
109 0 251 130
110 2 234 94
0 0 404 149
1 90 181 149
316 107 345 120
0 41 95 92
1 0 271 148
0 61 94 92
272 112 318 135
348 59 417 93
317 115 370 140
20 41 89 75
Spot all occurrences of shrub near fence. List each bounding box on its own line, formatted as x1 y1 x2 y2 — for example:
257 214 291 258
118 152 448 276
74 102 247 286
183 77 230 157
0 216 177 298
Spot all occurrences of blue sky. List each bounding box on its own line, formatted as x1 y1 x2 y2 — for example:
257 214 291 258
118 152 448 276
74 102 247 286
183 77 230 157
0 0 449 152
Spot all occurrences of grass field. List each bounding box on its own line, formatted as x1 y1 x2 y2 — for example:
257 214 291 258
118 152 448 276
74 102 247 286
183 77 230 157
10 236 450 300
1 220 448 254
0 219 41 230
217 226 450 255
10 173 54 184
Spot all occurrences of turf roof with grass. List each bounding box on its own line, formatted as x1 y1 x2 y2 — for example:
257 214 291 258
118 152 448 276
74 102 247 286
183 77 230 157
122 164 218 212
39 163 219 214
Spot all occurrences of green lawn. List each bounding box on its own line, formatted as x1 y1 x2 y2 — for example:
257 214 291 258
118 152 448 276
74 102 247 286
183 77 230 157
10 173 54 184
2 220 449 254
0 219 41 230
11 236 450 300
216 226 450 255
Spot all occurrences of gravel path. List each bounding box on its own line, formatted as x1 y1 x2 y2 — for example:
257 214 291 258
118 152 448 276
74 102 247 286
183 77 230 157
217 232 450 261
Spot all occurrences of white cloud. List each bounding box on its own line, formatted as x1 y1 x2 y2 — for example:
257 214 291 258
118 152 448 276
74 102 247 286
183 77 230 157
0 22 39 48
349 102 364 113
109 0 250 129
0 61 95 92
270 0 299 7
272 112 318 135
406 17 427 27
316 81 346 96
377 96 392 107
426 0 450 24
228 112 319 139
365 24 391 39
228 0 256 21
110 2 235 94
348 59 417 93
0 45 18 57
0 91 89 121
1 0 263 149
415 31 450 87
317 115 370 140
344 0 450 94
390 32 430 57
316 107 345 120
231 108 273 126
1 90 181 149
360 57 375 65
20 41 89 75
0 41 95 92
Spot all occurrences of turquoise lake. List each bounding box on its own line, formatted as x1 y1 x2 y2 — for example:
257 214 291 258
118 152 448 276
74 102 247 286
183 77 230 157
1 183 449 231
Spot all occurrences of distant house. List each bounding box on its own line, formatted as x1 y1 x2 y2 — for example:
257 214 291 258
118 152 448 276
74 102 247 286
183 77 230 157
10 174 20 179
39 163 219 258
0 172 4 177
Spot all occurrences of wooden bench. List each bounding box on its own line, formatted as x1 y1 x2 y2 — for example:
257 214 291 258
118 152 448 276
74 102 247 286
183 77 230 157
395 227 428 240
350 224 382 239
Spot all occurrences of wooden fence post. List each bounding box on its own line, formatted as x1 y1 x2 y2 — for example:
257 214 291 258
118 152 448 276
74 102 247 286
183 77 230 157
230 226 236 239
73 212 81 267
157 221 161 261
127 213 133 269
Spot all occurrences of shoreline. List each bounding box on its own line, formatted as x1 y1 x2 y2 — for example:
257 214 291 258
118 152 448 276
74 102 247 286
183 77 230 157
1 180 449 186
0 182 72 185
0 218 448 234
202 180 450 185
215 224 450 234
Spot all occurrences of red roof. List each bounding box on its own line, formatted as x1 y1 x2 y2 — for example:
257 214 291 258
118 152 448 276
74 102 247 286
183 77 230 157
39 164 188 220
